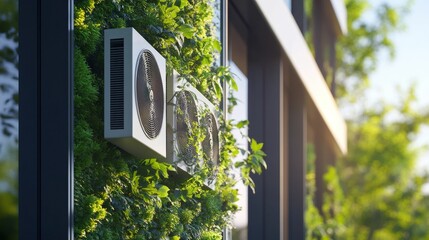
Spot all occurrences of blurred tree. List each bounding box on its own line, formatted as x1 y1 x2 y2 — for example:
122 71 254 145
307 89 429 240
337 89 429 239
306 0 429 239
0 1 19 239
336 0 413 101
0 0 19 148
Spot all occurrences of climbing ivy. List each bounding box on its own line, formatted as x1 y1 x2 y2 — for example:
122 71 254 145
74 0 266 239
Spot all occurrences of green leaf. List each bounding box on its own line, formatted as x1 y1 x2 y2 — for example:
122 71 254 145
260 158 267 169
157 185 170 198
177 24 195 39
213 39 222 52
235 161 244 168
236 120 249 128
212 80 223 100
175 0 189 8
228 76 238 91
250 139 263 151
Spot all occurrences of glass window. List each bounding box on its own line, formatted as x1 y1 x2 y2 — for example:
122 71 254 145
229 19 249 240
211 0 223 66
229 62 249 240
0 0 19 238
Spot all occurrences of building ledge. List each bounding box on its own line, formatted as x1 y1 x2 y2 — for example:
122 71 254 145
254 0 347 155
329 0 348 35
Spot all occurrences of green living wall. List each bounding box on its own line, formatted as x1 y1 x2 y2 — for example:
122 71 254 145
74 0 266 239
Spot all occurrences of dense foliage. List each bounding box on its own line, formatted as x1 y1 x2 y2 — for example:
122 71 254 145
337 93 429 239
336 0 413 100
74 0 265 239
0 147 18 240
305 0 429 239
306 91 429 240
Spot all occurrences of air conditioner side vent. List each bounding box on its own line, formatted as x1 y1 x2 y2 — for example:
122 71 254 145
110 38 124 130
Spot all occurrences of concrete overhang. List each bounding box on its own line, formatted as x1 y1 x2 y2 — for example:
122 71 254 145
254 0 347 155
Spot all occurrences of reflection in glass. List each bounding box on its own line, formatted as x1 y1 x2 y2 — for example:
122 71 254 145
285 0 292 9
0 0 19 239
211 0 222 66
229 63 248 240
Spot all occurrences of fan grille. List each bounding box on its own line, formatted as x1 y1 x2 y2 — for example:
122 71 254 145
202 112 219 166
136 50 164 139
176 91 198 166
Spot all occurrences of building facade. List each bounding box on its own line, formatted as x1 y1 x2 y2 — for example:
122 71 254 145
18 0 347 239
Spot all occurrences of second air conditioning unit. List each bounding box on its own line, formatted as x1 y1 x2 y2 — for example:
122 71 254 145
167 71 220 184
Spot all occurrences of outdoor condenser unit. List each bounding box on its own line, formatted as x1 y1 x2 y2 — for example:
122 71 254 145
104 27 166 159
167 71 220 185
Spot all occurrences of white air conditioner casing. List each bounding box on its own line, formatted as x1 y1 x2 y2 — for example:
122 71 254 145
104 28 166 159
167 71 220 187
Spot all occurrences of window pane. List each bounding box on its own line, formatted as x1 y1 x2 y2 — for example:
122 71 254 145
0 0 19 239
229 63 249 240
211 0 223 66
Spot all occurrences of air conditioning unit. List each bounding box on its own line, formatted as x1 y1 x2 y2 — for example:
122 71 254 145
104 28 166 159
167 71 220 185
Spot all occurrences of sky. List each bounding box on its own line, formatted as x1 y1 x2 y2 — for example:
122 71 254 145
365 0 429 175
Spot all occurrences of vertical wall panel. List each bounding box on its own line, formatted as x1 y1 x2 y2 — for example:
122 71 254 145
20 0 74 239
247 2 283 239
19 0 41 238
40 0 74 239
288 77 307 240
247 30 266 240
280 56 290 240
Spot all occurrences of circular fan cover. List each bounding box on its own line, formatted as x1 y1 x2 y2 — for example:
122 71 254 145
136 50 164 139
176 90 198 166
202 112 219 166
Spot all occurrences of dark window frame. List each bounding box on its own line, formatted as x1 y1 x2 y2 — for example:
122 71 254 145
229 1 289 239
19 0 74 239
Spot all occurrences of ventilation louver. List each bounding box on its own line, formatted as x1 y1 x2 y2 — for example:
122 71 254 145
109 38 125 130
104 28 166 159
